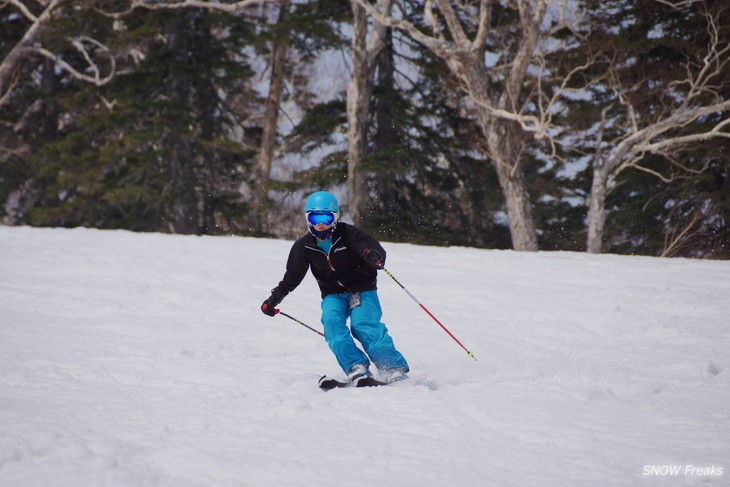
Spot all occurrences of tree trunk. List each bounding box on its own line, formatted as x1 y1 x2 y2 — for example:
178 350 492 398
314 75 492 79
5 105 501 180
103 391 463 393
585 161 611 253
488 120 539 251
194 11 217 234
168 12 198 234
371 29 398 215
346 1 370 226
40 57 58 138
347 0 392 225
256 0 289 186
463 59 539 251
585 139 633 253
251 0 290 234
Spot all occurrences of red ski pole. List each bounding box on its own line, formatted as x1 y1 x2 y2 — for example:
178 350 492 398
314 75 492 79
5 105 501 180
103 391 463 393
383 268 476 361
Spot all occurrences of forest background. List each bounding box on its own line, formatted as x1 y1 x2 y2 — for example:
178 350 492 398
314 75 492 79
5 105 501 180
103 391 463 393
1 0 728 258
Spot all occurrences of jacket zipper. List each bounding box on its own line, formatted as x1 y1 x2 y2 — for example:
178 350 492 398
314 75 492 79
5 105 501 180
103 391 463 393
306 237 349 291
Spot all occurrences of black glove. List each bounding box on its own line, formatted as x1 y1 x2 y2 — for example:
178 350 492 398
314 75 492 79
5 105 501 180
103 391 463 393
261 294 281 317
363 248 385 270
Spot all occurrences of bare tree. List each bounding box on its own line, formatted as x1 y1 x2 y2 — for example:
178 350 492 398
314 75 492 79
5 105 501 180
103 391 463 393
0 0 115 106
660 204 704 258
352 0 583 251
0 0 273 107
585 6 730 253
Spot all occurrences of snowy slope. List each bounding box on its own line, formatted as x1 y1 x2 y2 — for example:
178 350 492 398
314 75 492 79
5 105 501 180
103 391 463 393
1 226 728 487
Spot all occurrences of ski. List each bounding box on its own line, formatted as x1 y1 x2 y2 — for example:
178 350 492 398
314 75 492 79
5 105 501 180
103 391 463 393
318 375 349 390
353 376 389 387
318 375 389 390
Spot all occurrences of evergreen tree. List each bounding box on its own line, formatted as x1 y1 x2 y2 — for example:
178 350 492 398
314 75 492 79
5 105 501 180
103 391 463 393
13 6 262 233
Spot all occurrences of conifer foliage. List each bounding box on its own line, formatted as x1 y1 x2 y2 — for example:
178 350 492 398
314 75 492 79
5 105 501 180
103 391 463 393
0 0 728 257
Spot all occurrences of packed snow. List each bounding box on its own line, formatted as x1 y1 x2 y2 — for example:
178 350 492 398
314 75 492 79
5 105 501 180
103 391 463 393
1 226 728 486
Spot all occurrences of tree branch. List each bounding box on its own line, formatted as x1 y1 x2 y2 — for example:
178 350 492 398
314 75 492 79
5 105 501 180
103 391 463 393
352 0 452 59
472 0 491 52
0 0 64 105
128 0 272 14
433 0 469 47
4 0 39 22
364 0 393 70
469 95 547 138
602 6 730 183
501 0 546 111
640 116 730 153
661 205 703 258
31 38 116 87
653 0 704 8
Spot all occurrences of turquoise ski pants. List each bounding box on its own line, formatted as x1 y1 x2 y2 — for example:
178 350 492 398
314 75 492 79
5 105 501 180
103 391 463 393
320 290 409 374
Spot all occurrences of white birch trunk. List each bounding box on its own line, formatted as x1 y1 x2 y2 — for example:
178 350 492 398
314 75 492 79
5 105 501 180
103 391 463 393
255 0 289 186
346 0 392 225
585 165 610 254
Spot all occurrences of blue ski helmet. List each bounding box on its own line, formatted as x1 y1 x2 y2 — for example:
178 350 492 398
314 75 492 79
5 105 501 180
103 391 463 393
305 191 339 240
305 191 339 213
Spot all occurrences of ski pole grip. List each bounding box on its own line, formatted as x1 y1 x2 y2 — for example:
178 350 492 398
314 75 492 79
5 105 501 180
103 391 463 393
261 302 280 316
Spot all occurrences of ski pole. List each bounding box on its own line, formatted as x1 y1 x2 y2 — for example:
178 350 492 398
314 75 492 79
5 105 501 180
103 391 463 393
383 268 476 361
276 309 325 338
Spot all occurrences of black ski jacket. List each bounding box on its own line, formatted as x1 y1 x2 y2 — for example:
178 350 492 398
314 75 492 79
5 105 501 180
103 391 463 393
271 222 386 301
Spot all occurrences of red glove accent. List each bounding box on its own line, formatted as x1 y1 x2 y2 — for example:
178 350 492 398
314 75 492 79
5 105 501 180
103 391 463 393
363 248 384 270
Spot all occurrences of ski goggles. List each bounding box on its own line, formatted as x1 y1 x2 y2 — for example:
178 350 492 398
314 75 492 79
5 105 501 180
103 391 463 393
307 211 336 226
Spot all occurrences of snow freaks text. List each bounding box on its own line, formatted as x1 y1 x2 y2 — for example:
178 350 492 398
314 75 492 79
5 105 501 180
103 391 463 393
642 465 723 477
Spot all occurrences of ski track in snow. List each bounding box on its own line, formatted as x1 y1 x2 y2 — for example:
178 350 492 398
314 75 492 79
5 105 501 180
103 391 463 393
0 226 728 486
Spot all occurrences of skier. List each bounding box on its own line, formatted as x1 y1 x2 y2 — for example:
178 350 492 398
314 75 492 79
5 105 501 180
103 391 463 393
261 191 409 385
